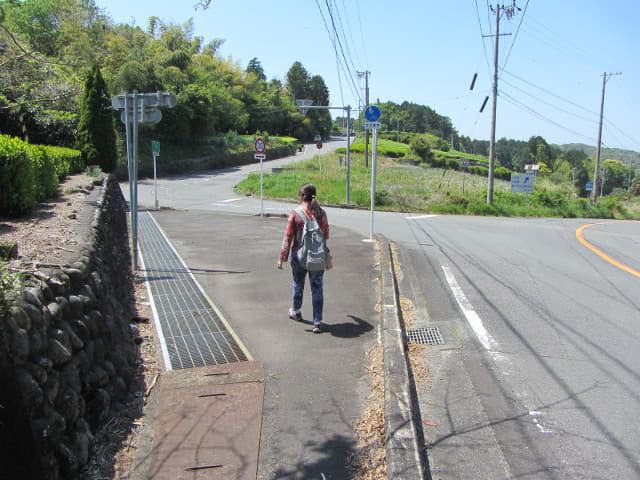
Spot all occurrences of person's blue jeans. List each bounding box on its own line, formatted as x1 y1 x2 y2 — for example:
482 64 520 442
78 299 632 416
290 254 324 325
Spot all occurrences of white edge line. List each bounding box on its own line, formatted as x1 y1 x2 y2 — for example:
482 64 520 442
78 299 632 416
406 214 439 220
145 212 255 362
441 264 497 351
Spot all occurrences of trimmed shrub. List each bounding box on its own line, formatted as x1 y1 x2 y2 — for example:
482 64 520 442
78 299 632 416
27 145 58 201
0 135 36 216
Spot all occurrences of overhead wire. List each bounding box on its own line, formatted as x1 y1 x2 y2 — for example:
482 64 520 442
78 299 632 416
500 91 597 143
504 70 599 117
474 0 492 76
499 0 529 76
329 0 362 105
500 79 598 125
315 0 364 106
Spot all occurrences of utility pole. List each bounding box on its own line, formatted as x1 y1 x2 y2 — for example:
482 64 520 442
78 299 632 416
358 71 370 168
592 71 621 203
486 2 519 205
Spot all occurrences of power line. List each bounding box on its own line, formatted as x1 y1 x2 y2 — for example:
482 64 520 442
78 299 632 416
500 91 597 143
500 0 529 75
473 0 492 76
604 119 640 150
501 79 599 125
315 0 363 105
504 70 599 117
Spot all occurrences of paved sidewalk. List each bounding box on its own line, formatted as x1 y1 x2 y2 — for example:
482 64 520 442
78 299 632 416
130 210 389 479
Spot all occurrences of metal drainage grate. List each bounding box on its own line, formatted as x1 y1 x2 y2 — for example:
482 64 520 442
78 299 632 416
406 327 445 345
137 211 248 369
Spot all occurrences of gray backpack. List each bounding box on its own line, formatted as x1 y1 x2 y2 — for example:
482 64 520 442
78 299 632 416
295 207 329 271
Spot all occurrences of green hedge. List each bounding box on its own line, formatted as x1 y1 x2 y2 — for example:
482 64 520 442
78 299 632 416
0 135 82 216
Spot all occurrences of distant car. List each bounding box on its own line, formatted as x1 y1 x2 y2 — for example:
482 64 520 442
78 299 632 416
313 134 322 142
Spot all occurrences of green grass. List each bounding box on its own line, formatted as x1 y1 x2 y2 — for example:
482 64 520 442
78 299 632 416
235 150 639 219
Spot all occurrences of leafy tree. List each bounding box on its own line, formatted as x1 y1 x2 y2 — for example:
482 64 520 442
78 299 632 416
527 136 551 165
307 74 331 137
410 135 433 162
286 61 310 100
247 57 266 81
601 159 631 195
77 63 116 171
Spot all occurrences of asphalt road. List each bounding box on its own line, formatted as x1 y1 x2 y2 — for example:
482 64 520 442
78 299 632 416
123 141 640 478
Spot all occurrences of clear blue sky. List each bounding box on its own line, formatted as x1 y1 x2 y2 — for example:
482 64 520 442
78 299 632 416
98 0 639 152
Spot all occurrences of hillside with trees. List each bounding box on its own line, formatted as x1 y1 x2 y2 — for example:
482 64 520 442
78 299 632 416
0 0 637 201
0 0 331 151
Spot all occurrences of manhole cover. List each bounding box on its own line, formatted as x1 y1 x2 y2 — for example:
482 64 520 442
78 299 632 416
406 327 445 345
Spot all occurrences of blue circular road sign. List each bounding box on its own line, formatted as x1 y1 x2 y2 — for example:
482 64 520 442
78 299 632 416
364 105 381 122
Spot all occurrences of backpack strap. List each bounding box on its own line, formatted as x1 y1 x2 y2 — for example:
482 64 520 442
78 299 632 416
295 207 308 224
295 207 317 226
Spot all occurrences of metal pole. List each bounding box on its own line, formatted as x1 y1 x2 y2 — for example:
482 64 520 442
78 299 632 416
369 127 378 240
132 90 139 270
260 156 264 216
346 106 351 203
153 152 158 210
365 72 370 169
124 95 136 271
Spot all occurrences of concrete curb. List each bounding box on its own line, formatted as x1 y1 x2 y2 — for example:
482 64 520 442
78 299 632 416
380 238 429 480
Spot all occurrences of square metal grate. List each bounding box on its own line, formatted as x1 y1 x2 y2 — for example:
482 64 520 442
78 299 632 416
406 326 445 345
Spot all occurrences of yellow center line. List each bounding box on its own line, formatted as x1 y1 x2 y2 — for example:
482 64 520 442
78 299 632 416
575 222 640 279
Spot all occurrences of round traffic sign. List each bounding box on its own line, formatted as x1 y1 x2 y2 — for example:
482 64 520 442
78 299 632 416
254 137 266 154
364 105 381 122
316 142 323 150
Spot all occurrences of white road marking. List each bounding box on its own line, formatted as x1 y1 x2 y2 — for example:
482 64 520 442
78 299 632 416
442 264 556 435
406 214 439 220
442 264 497 351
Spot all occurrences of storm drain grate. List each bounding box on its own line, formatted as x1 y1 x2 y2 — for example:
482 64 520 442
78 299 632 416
406 327 445 345
136 210 247 369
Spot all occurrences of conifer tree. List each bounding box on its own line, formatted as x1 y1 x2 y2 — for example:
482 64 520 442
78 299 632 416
77 63 117 172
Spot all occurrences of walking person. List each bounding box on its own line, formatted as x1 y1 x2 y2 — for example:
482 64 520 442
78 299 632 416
277 183 332 333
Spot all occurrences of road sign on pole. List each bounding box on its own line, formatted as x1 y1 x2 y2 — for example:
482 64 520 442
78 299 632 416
112 91 176 269
511 174 535 194
255 137 266 154
365 105 381 122
295 99 313 115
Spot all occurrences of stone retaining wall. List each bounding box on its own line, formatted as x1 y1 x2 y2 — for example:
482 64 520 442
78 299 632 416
0 174 138 479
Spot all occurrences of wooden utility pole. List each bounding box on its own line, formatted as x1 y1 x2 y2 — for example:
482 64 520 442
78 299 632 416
592 72 621 203
486 2 519 205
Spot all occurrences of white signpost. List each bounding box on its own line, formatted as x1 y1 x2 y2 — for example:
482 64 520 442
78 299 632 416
255 137 266 216
364 106 381 241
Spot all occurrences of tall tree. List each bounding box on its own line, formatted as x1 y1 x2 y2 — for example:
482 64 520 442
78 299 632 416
307 74 331 137
286 61 310 100
247 57 266 81
77 63 117 172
